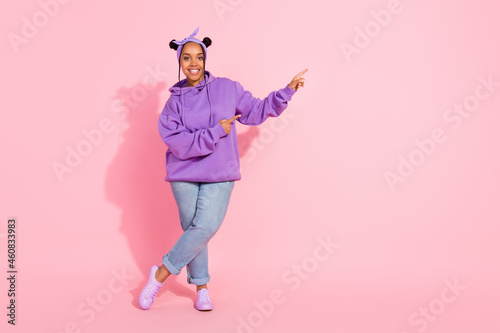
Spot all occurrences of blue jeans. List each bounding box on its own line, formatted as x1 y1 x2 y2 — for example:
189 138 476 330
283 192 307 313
162 180 235 285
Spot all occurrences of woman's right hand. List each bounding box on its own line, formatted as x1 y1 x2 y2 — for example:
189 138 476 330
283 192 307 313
288 68 308 91
218 115 241 134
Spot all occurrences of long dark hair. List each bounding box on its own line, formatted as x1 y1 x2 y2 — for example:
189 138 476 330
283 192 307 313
169 37 212 91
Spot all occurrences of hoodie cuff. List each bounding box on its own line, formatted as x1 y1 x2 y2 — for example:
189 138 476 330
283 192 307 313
214 122 227 138
283 84 297 98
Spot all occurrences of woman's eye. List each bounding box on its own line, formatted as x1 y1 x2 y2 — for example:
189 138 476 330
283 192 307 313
183 57 189 61
198 57 204 60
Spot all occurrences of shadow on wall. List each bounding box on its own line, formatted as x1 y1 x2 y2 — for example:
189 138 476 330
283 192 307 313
104 79 260 308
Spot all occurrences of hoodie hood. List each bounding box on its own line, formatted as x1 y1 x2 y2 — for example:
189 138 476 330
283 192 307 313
168 71 216 128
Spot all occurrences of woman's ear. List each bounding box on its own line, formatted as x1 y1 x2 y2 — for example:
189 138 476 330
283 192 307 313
202 37 212 48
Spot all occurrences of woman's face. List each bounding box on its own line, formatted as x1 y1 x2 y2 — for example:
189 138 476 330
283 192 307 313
180 42 205 87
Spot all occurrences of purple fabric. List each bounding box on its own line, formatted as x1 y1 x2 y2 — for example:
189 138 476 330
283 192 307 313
158 71 296 182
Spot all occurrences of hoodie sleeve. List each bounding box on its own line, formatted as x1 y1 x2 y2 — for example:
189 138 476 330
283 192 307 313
234 81 296 126
158 100 228 160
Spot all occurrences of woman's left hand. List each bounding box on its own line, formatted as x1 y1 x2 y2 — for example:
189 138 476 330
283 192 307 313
288 69 308 91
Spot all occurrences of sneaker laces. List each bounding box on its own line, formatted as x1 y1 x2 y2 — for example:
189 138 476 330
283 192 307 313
198 289 210 302
143 281 162 300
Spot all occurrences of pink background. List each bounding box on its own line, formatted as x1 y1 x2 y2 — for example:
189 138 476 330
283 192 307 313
2 0 499 332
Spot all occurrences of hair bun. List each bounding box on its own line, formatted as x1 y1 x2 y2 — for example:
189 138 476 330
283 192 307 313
169 40 179 50
202 37 212 48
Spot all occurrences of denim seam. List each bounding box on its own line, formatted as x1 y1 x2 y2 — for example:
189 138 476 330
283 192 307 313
162 255 181 275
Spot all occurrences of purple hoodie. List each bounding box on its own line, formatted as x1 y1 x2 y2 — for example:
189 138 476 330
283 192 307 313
158 71 296 182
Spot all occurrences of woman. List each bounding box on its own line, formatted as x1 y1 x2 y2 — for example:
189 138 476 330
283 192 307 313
139 27 307 311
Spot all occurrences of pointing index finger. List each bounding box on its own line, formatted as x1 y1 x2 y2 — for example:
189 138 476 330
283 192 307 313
294 68 308 79
229 115 242 122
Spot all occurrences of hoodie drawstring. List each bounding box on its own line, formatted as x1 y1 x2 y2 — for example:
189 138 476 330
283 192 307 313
181 87 185 127
207 79 213 127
